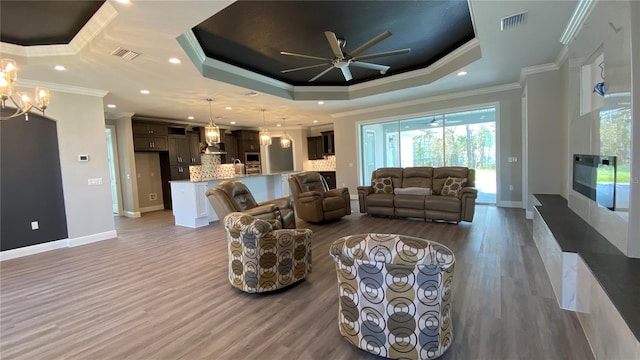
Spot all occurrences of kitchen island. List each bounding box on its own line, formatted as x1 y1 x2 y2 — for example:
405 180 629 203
169 172 295 228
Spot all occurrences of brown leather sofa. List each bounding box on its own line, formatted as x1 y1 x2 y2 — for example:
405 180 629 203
357 167 478 223
288 172 351 223
206 180 296 229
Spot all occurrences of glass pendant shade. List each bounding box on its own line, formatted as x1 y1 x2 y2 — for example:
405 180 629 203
205 99 220 145
1 58 50 120
259 109 271 146
280 134 291 148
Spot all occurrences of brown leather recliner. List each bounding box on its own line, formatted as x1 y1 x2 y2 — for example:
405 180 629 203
288 172 351 223
206 180 296 229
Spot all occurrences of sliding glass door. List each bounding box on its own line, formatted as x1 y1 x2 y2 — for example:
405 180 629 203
360 107 496 203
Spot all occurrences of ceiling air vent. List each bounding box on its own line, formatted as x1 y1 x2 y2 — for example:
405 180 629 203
111 47 141 61
501 11 528 31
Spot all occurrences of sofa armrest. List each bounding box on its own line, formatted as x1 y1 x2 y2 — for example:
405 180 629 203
244 203 279 217
298 191 324 201
357 186 373 213
459 187 478 222
458 187 478 199
260 196 292 210
325 187 348 198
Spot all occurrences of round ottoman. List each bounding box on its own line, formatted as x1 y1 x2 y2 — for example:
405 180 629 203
329 233 455 360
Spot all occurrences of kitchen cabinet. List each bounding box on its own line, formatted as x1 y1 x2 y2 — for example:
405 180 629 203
170 165 190 180
132 121 169 151
222 132 238 163
234 130 260 162
321 131 335 155
319 171 336 189
168 135 190 166
307 136 323 160
187 131 201 164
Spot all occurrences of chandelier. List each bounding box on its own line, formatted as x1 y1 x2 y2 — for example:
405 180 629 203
259 109 271 146
280 117 291 148
204 98 220 145
1 58 50 121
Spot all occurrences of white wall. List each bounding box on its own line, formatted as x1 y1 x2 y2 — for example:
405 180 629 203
333 86 523 206
47 91 115 239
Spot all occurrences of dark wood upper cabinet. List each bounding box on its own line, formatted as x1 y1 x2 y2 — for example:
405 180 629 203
168 135 190 165
307 136 323 160
132 121 169 151
187 131 201 164
321 131 335 155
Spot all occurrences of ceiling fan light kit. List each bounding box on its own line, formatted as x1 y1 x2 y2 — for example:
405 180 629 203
280 30 410 82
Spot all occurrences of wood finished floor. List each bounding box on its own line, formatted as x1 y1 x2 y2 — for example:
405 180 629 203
0 205 594 360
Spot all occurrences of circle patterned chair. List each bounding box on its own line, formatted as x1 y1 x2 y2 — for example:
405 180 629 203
224 212 312 293
329 233 455 360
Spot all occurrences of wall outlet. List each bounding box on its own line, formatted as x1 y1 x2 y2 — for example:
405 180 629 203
149 193 157 201
31 221 39 230
88 178 103 186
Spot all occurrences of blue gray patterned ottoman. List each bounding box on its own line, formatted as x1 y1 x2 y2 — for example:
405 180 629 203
329 233 455 359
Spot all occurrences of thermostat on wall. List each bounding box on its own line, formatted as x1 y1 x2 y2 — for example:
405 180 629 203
78 154 89 162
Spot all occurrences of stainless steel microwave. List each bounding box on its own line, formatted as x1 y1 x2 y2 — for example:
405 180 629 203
245 152 260 164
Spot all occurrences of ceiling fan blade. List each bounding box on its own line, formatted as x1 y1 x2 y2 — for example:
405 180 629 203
349 31 392 58
281 63 331 73
324 31 344 59
350 61 390 73
341 66 353 81
280 51 332 61
352 48 411 61
309 66 334 82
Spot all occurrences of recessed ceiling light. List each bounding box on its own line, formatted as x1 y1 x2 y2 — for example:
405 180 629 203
457 71 468 76
245 91 259 97
116 0 130 3
140 89 150 94
277 124 281 127
317 101 325 105
107 104 116 108
54 65 66 71
230 121 236 125
169 58 181 64
187 116 194 120
225 107 232 110
313 120 318 123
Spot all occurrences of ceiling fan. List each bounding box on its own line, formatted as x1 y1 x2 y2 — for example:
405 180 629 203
280 31 411 82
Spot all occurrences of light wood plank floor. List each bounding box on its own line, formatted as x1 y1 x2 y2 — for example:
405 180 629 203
0 205 594 359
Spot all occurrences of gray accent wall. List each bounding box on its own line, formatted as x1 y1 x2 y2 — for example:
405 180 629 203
0 113 68 251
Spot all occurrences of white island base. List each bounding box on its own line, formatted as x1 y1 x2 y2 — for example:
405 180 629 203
169 173 292 228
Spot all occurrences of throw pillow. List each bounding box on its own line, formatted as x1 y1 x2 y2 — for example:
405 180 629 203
372 177 393 194
441 177 467 197
394 187 432 196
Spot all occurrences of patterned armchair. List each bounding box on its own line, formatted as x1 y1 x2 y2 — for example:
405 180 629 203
329 233 455 360
224 212 313 293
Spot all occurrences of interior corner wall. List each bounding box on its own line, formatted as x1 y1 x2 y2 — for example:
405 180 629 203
627 0 640 258
525 70 565 212
46 91 115 239
333 88 523 204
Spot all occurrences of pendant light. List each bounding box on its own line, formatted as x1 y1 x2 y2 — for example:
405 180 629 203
205 98 220 145
280 117 291 148
259 109 271 146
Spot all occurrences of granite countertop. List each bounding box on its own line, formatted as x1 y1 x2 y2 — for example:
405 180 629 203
534 194 640 341
169 171 301 183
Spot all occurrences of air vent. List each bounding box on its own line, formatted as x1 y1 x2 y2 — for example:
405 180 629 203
501 11 528 31
111 47 141 61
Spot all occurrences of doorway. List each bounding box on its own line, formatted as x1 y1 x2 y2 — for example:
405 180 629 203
105 126 122 215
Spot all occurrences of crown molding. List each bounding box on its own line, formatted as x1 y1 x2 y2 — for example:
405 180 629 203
559 0 598 45
18 79 108 97
104 112 135 120
331 82 520 119
519 62 560 85
0 2 117 57
555 45 569 67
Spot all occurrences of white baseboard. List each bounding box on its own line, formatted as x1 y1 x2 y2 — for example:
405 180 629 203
0 239 68 261
497 201 523 208
140 205 165 213
526 210 534 219
122 211 141 218
350 194 358 200
68 230 117 247
1 230 118 261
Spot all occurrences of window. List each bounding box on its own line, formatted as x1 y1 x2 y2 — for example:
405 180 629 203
359 107 497 203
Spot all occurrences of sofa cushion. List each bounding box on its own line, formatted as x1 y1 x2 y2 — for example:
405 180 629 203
394 194 426 209
433 167 469 194
441 177 467 197
425 195 461 213
372 177 393 194
402 167 433 188
372 168 403 189
367 193 395 207
394 187 432 196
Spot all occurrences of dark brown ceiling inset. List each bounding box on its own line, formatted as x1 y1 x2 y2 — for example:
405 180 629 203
0 1 104 46
192 0 475 87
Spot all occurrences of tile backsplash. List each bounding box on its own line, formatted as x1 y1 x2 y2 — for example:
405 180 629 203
303 155 336 171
